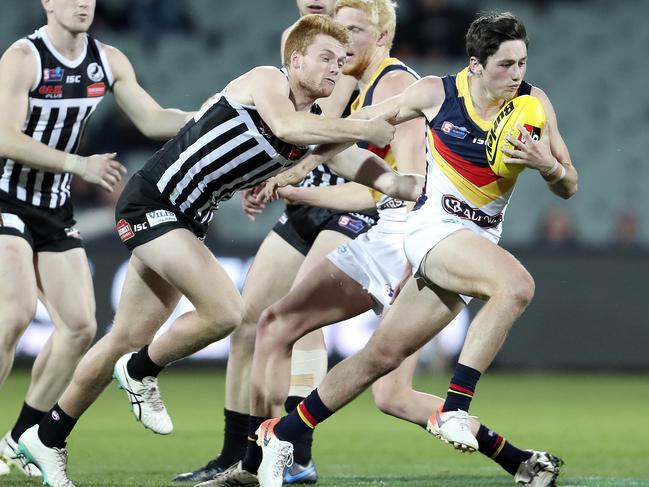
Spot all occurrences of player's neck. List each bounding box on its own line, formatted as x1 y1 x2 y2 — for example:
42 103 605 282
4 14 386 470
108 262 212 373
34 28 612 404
468 75 507 121
45 23 86 60
288 80 315 112
358 48 389 87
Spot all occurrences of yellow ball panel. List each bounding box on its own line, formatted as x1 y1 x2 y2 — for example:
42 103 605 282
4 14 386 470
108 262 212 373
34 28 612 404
485 95 547 178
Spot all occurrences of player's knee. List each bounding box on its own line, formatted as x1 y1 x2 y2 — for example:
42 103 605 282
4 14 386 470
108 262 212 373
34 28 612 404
229 319 257 354
257 306 298 351
231 305 261 351
219 304 243 337
199 299 243 341
365 345 406 377
372 381 401 416
507 269 535 310
66 318 97 351
0 306 37 348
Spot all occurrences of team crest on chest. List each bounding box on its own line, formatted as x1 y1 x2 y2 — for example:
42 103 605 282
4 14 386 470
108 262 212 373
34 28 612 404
87 62 104 82
441 121 469 139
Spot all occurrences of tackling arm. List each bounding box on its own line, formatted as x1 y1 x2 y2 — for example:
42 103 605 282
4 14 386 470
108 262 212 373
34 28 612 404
107 45 195 140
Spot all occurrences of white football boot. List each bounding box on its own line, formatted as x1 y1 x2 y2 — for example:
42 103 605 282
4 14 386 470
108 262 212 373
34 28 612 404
0 430 41 476
256 419 293 487
426 407 479 453
113 352 173 434
17 425 75 487
514 450 563 486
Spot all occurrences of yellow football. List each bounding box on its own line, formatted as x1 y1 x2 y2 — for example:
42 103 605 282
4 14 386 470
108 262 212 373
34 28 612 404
485 94 546 178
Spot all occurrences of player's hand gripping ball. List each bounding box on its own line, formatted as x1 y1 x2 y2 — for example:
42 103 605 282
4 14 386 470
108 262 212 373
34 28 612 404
486 95 546 178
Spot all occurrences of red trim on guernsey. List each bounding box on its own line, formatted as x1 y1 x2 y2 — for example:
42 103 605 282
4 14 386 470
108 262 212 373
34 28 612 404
449 383 475 396
298 403 318 427
366 143 390 160
432 131 500 187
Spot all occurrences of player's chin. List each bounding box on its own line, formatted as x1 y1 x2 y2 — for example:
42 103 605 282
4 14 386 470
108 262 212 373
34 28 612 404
318 80 336 97
68 21 91 34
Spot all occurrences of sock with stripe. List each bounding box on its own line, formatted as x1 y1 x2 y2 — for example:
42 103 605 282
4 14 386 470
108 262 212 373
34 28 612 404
127 345 164 381
442 363 481 412
10 402 46 442
241 415 268 474
213 409 249 469
476 424 533 475
274 389 332 443
285 395 314 465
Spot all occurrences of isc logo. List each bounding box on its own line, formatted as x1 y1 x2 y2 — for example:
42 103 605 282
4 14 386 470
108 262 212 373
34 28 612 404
66 75 81 84
133 222 148 232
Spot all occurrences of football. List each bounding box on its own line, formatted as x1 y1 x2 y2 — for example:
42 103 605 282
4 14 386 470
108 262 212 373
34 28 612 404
485 94 546 178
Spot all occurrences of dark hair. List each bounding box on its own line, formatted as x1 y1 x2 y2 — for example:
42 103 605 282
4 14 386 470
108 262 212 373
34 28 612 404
466 12 529 66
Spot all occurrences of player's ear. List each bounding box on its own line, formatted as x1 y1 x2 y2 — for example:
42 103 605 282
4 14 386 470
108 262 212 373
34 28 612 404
290 51 302 70
469 56 482 76
376 30 389 47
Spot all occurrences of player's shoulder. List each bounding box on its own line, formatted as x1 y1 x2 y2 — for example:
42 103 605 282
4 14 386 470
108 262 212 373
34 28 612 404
377 67 419 89
2 39 36 62
0 40 38 85
529 85 549 102
529 85 555 115
249 66 290 85
96 42 128 65
412 75 445 103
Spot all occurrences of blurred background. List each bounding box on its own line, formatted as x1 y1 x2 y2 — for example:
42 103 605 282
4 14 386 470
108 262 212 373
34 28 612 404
5 0 648 370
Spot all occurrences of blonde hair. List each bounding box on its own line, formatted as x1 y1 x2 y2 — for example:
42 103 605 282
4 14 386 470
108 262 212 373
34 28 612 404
283 14 351 67
335 0 397 48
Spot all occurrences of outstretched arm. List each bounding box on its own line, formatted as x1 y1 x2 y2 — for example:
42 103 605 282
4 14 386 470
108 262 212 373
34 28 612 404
278 182 375 211
107 45 195 140
327 145 424 202
250 67 395 147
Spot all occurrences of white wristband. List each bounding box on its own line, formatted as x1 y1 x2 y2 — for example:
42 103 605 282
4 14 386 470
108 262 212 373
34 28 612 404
63 153 85 176
545 164 566 184
541 159 559 177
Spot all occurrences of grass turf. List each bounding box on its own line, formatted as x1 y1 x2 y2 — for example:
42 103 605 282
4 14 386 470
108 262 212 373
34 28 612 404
1 369 648 486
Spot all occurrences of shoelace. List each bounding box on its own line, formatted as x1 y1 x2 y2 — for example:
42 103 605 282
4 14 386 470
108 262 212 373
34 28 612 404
450 411 477 433
52 448 76 486
6 441 37 473
141 377 165 412
272 444 293 479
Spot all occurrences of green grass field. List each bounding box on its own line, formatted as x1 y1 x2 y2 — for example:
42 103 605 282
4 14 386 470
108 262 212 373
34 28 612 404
1 368 648 486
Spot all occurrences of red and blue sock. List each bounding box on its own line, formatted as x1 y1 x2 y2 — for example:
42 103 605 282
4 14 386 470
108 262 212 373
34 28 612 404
476 424 533 475
274 389 332 443
442 363 481 412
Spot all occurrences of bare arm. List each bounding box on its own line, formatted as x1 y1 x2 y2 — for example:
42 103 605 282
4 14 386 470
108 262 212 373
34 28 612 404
0 42 125 191
258 71 428 201
317 74 358 117
502 87 578 199
107 45 195 140
250 67 394 147
278 182 375 211
353 75 445 125
327 145 424 202
369 70 427 207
